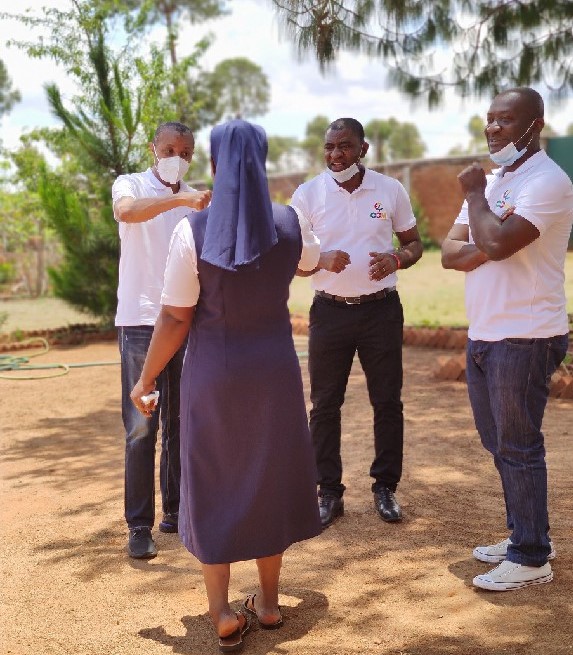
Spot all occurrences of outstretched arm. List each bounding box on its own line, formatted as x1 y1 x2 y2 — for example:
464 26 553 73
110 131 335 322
115 190 211 224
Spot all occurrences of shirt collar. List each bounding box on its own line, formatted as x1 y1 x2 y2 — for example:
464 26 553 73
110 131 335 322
324 167 376 192
492 149 547 179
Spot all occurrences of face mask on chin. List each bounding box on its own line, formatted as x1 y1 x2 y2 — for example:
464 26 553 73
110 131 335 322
489 119 536 167
326 162 360 183
153 146 191 185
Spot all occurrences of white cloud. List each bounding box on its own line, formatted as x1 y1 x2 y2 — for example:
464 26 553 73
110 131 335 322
1 0 572 158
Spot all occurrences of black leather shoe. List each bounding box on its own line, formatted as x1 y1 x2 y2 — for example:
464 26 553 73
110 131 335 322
318 495 344 528
128 527 157 559
158 513 178 533
374 487 402 522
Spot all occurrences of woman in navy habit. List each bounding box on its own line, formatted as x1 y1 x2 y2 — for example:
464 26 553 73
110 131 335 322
131 119 322 652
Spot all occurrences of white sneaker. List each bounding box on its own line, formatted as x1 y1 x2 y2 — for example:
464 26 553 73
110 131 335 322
473 537 556 564
473 560 553 591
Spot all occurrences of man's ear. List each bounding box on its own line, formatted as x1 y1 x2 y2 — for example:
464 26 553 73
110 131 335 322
360 141 369 159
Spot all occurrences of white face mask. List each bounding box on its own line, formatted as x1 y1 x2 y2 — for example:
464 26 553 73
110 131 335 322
489 120 536 167
326 162 360 183
153 145 190 185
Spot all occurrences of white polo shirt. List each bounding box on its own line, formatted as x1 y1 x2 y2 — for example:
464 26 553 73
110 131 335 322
291 169 416 296
112 168 196 326
161 210 321 307
455 150 573 340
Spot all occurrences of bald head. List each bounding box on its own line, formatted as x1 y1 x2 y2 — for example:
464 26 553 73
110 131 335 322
495 88 544 122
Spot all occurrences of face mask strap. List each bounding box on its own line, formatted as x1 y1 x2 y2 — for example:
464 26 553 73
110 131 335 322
515 119 537 150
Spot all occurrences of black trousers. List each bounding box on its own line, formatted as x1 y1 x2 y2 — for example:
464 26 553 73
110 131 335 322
308 291 404 497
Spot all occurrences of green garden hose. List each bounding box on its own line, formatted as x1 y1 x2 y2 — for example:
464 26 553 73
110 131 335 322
0 337 308 380
0 338 120 380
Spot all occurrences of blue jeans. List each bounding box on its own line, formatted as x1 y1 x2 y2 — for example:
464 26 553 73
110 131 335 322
119 326 185 529
466 335 568 566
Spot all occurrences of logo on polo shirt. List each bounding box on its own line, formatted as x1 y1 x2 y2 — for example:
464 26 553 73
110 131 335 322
495 189 512 210
494 189 515 221
370 202 388 220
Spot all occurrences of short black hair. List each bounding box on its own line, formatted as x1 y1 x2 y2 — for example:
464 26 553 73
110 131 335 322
328 118 365 142
153 122 194 143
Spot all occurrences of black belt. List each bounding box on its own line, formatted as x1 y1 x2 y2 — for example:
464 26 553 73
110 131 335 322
315 287 396 305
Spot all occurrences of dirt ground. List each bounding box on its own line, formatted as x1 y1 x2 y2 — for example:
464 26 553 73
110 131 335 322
1 340 572 655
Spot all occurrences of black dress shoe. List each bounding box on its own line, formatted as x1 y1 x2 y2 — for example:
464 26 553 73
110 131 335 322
318 495 344 528
128 527 157 559
158 513 178 533
374 487 402 522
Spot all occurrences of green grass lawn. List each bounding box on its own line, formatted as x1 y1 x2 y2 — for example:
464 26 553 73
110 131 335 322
0 297 99 334
289 250 573 327
1 251 572 333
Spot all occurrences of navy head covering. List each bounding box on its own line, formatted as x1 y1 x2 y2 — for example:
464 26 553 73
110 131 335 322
201 119 277 271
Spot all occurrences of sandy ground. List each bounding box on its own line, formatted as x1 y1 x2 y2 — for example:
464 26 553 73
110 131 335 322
1 340 572 655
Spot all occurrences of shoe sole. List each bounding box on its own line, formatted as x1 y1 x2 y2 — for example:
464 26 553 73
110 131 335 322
128 548 157 559
158 523 178 534
473 548 556 564
473 571 553 591
378 512 402 523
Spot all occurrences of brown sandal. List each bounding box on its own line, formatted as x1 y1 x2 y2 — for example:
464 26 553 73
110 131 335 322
218 611 250 652
242 594 283 630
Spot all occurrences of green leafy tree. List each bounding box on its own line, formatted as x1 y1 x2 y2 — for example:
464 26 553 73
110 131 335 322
119 0 227 127
387 121 426 160
189 143 210 180
267 135 300 172
0 58 20 117
207 58 270 120
460 114 487 154
365 119 392 163
272 0 573 107
302 115 330 169
39 167 118 318
1 1 181 317
123 0 228 67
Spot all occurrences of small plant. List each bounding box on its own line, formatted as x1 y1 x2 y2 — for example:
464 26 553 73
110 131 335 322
0 262 16 284
0 311 8 330
411 195 439 251
11 328 25 342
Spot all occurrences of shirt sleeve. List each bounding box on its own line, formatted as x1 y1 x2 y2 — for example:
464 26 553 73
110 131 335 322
161 220 201 307
290 204 320 271
392 182 417 233
512 171 572 237
454 199 469 225
111 175 137 222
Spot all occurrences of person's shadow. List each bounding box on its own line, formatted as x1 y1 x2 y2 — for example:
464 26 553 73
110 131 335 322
139 587 328 654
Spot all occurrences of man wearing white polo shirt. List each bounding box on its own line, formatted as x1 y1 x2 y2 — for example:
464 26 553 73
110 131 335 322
113 121 211 559
292 117 423 529
442 87 573 591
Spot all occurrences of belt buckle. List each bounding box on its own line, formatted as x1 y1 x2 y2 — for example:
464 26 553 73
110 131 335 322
345 296 361 305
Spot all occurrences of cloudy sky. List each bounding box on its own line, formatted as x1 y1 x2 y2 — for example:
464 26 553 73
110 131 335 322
2 0 572 160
